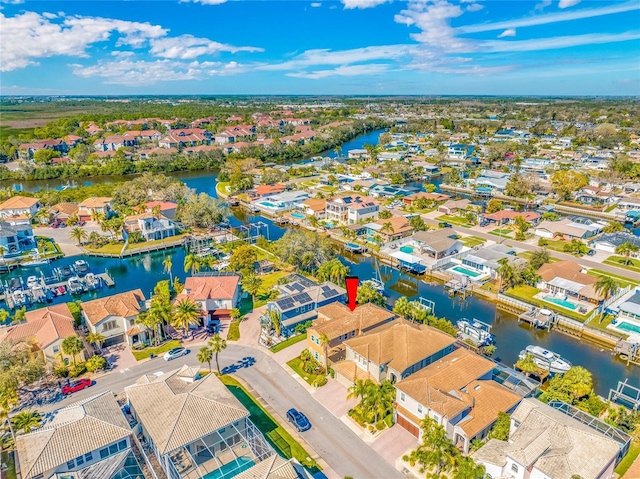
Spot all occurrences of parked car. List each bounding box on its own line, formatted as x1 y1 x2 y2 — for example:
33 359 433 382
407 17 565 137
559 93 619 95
62 378 93 395
163 347 188 361
77 220 86 226
439 222 453 228
286 408 311 432
206 323 219 335
587 249 596 256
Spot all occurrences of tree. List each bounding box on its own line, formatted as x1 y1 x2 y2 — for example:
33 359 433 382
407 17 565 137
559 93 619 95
485 199 503 214
86 332 105 352
541 211 560 221
487 412 511 441
615 241 639 265
379 209 393 219
513 216 530 241
11 410 41 434
320 333 330 369
563 238 589 256
603 221 624 234
0 341 45 412
380 221 395 238
69 227 88 246
356 282 386 307
241 274 263 302
228 244 257 273
496 258 515 293
197 347 213 372
550 170 589 200
424 183 437 193
85 355 107 372
529 248 550 270
316 258 350 285
208 334 227 374
163 256 173 284
178 193 229 228
515 353 539 376
183 253 202 275
540 366 594 404
61 335 84 366
347 379 368 402
172 298 201 337
594 275 620 302
410 216 427 231
409 416 458 475
127 230 145 244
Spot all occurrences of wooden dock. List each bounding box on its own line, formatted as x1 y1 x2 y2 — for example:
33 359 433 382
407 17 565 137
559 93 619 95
518 307 556 330
84 239 186 258
445 278 471 298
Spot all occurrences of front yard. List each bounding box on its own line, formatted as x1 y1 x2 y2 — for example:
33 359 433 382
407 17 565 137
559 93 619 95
435 214 474 227
131 339 182 361
603 255 640 275
489 228 513 238
270 334 306 353
286 357 326 388
460 235 486 247
588 269 639 288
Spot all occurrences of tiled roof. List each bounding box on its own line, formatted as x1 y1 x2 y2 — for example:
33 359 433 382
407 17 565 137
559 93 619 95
5 304 76 348
82 289 145 326
176 275 240 302
537 260 597 286
310 303 395 340
78 197 112 208
51 202 79 216
456 380 521 438
0 196 39 210
301 198 326 212
15 392 131 479
125 365 248 454
344 319 456 372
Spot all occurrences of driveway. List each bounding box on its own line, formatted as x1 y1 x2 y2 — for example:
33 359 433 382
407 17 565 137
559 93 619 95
34 223 103 257
237 305 266 348
370 424 418 467
312 378 357 419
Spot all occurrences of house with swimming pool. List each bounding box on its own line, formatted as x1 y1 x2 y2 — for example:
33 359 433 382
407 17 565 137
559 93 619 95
325 195 379 225
454 244 526 282
534 260 602 314
381 229 464 273
609 290 640 336
251 190 310 214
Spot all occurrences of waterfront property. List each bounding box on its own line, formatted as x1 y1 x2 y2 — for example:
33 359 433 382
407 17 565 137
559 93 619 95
394 348 521 453
460 244 526 280
78 197 113 221
124 212 177 241
265 275 346 335
0 303 80 366
382 229 464 272
472 398 629 479
15 392 142 479
251 190 310 214
535 260 601 313
594 232 640 254
448 144 475 160
81 289 148 347
438 199 471 215
0 219 35 256
299 198 327 219
146 200 178 219
49 202 80 222
481 210 541 226
534 218 603 240
609 290 640 336
125 365 291 479
325 195 380 225
175 274 241 327
0 195 41 219
306 302 397 365
332 318 456 386
362 215 414 243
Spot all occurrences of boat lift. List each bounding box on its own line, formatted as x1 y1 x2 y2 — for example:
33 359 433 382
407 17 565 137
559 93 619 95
609 379 640 411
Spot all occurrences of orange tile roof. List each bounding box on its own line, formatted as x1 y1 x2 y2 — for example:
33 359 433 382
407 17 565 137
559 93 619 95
82 289 145 326
78 197 112 208
176 276 240 302
310 303 395 340
5 304 76 348
51 202 79 217
537 260 597 286
457 380 521 438
0 196 39 210
301 198 326 212
255 184 286 196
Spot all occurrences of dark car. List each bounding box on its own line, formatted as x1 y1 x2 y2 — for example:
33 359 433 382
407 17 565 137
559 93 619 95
439 222 453 228
206 323 219 335
587 249 596 256
286 408 311 432
62 378 93 395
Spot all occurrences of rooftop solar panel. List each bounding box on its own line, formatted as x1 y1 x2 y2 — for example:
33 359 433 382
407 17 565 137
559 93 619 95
293 292 312 304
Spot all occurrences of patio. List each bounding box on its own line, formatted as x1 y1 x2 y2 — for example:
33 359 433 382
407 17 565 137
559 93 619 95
533 291 596 315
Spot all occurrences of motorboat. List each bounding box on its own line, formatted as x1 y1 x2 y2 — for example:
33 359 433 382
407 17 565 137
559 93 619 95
84 273 100 290
74 260 90 277
56 285 67 295
59 265 73 277
8 278 21 293
20 257 49 267
26 276 39 288
12 289 28 307
519 345 572 374
31 284 46 303
68 277 85 294
457 319 495 347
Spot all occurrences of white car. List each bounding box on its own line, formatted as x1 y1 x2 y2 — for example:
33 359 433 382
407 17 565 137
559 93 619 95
163 347 188 361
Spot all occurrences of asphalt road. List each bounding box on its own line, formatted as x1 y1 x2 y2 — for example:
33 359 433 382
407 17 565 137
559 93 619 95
37 344 403 479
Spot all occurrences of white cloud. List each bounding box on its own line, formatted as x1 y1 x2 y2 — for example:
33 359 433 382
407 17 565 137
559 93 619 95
466 3 483 12
71 58 245 85
558 0 580 8
484 32 640 52
341 0 391 10
534 0 551 11
310 2 322 6
179 0 228 4
0 0 23 4
149 34 262 59
287 64 389 79
498 28 516 38
460 1 640 33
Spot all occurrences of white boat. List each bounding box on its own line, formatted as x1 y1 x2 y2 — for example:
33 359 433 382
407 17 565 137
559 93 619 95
74 260 90 276
12 289 28 306
68 277 85 294
84 273 100 290
519 345 572 374
26 276 39 288
21 257 49 267
457 319 494 346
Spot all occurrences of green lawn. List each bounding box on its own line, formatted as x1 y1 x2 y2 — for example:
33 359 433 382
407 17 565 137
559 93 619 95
588 268 639 288
83 242 124 255
254 271 290 308
489 228 513 238
84 234 189 255
538 239 574 254
216 181 231 198
270 334 306 353
517 251 559 263
460 236 486 247
219 375 320 473
132 339 182 361
286 357 324 387
603 256 640 275
435 214 473 227
616 441 640 476
505 285 591 322
227 321 241 341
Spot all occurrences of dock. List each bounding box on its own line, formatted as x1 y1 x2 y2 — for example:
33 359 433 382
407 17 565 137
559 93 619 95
445 278 471 298
518 307 557 330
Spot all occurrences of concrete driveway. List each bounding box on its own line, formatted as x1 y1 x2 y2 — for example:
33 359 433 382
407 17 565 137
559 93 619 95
370 424 419 467
34 223 103 256
312 378 357 419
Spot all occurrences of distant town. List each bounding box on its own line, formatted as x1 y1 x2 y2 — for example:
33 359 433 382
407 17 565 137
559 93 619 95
0 96 640 479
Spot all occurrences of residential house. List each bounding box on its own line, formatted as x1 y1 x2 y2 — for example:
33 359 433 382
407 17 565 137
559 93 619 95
174 274 241 327
306 303 396 365
410 229 463 260
299 198 326 219
348 149 369 160
49 202 79 222
146 200 178 220
448 144 475 159
125 365 303 479
363 215 414 243
78 197 113 221
1 304 80 366
251 191 310 214
536 260 603 304
213 132 236 144
265 275 346 335
325 195 380 225
0 220 35 255
534 218 602 240
616 290 640 323
468 171 510 193
0 196 41 219
93 135 132 151
395 348 521 453
124 212 177 241
15 392 142 479
333 318 456 386
18 139 67 160
615 197 640 212
461 244 527 278
82 289 147 347
473 398 627 479
594 233 640 254
402 192 450 206
438 199 471 215
481 210 541 226
252 183 287 198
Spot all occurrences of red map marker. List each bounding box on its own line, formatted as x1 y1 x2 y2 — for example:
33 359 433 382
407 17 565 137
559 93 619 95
345 276 359 311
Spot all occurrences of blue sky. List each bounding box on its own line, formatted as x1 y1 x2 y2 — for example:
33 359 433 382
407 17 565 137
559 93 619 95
0 0 638 95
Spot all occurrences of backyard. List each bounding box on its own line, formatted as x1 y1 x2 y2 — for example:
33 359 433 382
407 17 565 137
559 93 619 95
505 285 591 323
83 233 189 255
253 270 289 308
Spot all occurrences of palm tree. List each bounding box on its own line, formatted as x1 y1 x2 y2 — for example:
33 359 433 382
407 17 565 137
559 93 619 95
229 308 241 321
208 334 227 374
241 274 263 303
183 253 202 275
347 379 368 402
615 241 639 266
594 275 620 303
496 258 514 293
11 410 41 434
515 353 538 376
128 230 145 244
317 258 350 285
90 210 105 223
319 333 330 370
603 221 624 234
163 256 173 284
268 309 282 337
86 332 105 352
172 298 201 337
151 204 162 219
61 335 84 366
380 221 395 240
69 227 88 246
197 347 213 372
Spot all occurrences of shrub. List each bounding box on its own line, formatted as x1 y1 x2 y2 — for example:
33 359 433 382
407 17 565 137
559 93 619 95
538 238 549 247
299 349 311 362
329 367 335 378
314 376 328 388
54 366 69 378
85 355 107 372
68 362 87 378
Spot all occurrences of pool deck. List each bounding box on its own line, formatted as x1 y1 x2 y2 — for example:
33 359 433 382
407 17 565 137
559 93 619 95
534 291 596 315
608 317 640 336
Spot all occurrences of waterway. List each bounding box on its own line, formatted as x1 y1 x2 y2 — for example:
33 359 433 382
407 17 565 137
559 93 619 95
1 128 634 395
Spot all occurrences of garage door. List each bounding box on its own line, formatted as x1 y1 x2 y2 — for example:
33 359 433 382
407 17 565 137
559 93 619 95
397 414 420 438
103 334 125 347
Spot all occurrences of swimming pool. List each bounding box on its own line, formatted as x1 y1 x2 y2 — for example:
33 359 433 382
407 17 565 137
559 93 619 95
543 295 578 310
259 201 277 208
203 457 255 479
291 213 305 219
400 245 414 254
615 321 640 334
450 266 482 278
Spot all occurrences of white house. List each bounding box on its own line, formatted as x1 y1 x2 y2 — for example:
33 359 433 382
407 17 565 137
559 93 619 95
124 213 177 241
325 195 380 225
0 196 41 219
174 274 241 326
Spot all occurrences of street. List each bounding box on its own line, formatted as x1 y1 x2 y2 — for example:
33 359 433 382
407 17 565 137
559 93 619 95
37 344 404 479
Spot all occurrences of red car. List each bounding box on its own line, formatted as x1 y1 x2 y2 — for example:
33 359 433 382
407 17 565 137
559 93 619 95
62 378 93 395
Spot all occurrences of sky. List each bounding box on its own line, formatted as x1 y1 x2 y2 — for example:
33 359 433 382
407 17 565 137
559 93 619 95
0 0 639 96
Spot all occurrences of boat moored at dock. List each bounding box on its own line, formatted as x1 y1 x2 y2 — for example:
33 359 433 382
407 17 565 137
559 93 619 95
519 345 572 374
